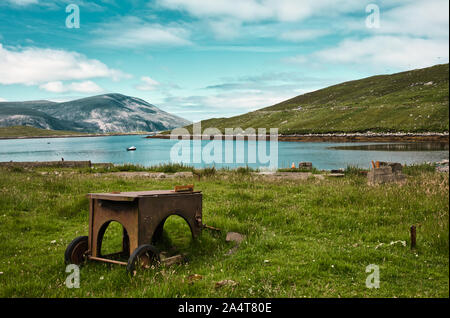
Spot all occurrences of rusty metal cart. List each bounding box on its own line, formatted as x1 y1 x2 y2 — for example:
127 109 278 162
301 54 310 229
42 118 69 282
65 187 202 272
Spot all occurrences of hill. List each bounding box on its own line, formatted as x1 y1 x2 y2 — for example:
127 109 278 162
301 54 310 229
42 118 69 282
0 94 190 133
0 126 87 138
187 63 449 134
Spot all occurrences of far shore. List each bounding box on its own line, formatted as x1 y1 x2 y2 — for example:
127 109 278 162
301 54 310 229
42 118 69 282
1 131 449 143
147 132 450 143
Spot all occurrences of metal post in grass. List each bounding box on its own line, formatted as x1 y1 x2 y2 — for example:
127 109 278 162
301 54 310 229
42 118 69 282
410 225 416 249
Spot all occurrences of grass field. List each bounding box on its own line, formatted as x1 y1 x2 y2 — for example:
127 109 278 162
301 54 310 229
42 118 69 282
0 165 448 297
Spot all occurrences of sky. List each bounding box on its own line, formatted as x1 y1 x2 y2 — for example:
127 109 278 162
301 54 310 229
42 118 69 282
0 0 448 122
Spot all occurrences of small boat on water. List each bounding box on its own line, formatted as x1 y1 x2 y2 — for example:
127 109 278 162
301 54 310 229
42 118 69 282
127 146 137 151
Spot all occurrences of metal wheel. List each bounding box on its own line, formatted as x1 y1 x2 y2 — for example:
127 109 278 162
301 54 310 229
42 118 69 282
65 236 88 265
127 244 159 273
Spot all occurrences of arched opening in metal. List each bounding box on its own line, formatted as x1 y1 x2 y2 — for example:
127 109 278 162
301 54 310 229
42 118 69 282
152 213 194 254
97 220 130 259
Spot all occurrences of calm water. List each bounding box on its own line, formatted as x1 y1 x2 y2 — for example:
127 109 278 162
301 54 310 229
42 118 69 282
0 135 448 170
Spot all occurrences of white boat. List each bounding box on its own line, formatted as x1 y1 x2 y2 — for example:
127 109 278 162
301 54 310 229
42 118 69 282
127 146 136 151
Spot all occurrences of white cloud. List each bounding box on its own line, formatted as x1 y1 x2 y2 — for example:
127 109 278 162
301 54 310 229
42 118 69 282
38 81 66 93
91 17 192 48
0 97 7 102
158 0 273 22
340 0 449 39
157 0 449 43
282 1 449 70
161 89 300 121
39 80 104 94
4 0 106 11
0 43 128 85
201 92 299 111
67 81 103 93
283 55 308 64
7 0 38 6
280 29 330 42
313 36 449 69
207 19 243 40
376 0 449 38
157 0 361 22
136 76 161 91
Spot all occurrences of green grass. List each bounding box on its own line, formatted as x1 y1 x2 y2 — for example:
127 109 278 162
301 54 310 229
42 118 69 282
0 166 448 297
179 64 449 134
0 126 86 138
402 163 439 176
278 167 321 174
89 163 195 174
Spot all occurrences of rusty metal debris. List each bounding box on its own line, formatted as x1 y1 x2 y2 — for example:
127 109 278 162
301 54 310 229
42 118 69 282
203 224 221 231
174 184 194 192
161 254 185 266
64 186 202 273
187 274 203 284
215 279 239 289
298 162 313 170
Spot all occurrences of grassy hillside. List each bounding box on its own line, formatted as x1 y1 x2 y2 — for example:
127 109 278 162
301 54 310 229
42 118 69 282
188 64 449 134
0 126 85 138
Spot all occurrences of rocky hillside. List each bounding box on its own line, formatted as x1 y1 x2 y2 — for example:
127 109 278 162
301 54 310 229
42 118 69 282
0 93 190 133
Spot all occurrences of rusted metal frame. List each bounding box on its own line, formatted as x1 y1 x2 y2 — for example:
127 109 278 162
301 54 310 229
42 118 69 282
174 184 194 192
84 190 203 269
87 198 94 255
90 198 139 258
101 251 128 259
88 256 127 266
137 193 203 246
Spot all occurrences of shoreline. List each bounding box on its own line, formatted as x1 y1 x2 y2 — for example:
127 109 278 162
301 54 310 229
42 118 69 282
0 132 151 140
146 132 449 143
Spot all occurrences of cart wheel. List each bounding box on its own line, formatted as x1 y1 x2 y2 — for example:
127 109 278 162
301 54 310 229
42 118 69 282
127 244 159 273
65 236 88 265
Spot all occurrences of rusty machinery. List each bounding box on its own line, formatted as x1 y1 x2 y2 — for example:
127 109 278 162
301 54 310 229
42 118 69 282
64 186 202 272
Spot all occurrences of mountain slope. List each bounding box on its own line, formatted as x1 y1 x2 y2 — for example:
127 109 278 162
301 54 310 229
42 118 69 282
0 105 96 131
0 94 190 133
191 63 449 134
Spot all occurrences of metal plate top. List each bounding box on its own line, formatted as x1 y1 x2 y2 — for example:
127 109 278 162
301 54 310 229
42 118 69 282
87 190 201 201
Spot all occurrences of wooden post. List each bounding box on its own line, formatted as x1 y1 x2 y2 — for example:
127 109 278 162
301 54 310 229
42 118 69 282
410 225 416 249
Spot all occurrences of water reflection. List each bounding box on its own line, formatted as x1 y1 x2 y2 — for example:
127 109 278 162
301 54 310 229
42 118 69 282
329 143 449 151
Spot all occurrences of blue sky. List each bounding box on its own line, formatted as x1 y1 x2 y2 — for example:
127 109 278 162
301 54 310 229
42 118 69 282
0 0 448 122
